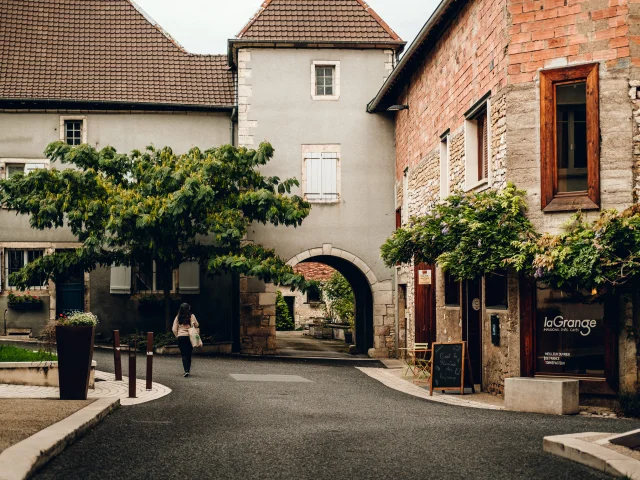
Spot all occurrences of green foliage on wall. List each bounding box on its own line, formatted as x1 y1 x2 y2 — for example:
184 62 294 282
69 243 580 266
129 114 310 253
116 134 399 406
381 184 537 281
275 291 294 331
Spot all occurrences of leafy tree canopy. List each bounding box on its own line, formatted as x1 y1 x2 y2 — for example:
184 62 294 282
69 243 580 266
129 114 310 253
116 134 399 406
0 141 312 329
322 272 355 328
381 184 537 281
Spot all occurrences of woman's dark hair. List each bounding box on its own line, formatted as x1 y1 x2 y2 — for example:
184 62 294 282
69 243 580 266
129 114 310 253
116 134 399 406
178 303 191 325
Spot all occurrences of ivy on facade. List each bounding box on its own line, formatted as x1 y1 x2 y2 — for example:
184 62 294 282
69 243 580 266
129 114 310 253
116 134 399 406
381 184 640 296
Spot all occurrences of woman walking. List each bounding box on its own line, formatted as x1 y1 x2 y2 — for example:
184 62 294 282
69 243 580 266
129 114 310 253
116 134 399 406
172 303 199 377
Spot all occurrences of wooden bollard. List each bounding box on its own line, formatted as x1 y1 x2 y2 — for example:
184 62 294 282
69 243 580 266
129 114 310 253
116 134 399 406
113 330 122 381
146 332 153 391
128 339 137 399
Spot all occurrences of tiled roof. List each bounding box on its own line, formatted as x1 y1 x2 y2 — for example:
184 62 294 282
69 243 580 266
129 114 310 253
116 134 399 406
294 262 337 282
0 0 235 108
237 0 403 43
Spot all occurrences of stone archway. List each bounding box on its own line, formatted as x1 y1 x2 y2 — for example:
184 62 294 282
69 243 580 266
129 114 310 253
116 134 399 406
239 244 394 358
286 244 394 358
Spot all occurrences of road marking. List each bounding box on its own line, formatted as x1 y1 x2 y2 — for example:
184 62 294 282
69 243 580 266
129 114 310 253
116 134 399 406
229 374 312 383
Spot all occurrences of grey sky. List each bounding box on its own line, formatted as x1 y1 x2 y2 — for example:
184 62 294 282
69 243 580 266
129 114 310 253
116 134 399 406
133 0 438 55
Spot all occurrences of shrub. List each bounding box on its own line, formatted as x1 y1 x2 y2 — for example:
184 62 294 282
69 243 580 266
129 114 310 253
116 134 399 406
8 292 42 304
323 272 355 328
616 388 640 418
275 291 294 331
58 311 99 327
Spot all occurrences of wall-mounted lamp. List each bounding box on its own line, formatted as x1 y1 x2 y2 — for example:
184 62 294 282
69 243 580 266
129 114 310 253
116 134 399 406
387 104 409 111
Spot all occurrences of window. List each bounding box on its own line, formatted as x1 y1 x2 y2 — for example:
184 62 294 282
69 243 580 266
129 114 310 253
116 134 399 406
5 249 46 289
302 145 341 203
59 116 87 145
311 61 340 100
64 120 82 145
4 162 47 179
134 261 176 294
440 133 450 199
444 272 460 306
464 94 491 189
306 284 323 303
316 66 335 96
535 286 604 377
540 64 599 211
485 269 508 310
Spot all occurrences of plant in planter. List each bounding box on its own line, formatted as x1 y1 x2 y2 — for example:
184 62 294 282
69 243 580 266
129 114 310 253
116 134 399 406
7 292 43 310
55 311 98 400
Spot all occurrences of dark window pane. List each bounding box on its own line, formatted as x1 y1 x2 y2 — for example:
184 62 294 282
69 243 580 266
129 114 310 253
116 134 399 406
8 250 24 278
485 269 508 309
535 286 605 376
307 285 322 303
325 86 333 95
444 273 460 306
556 82 588 193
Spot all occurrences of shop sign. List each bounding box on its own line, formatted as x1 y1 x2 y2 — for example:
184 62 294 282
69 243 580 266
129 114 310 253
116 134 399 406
418 270 432 285
543 316 598 337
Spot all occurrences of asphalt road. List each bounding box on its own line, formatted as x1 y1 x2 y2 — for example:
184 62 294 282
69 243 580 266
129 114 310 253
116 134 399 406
35 350 640 480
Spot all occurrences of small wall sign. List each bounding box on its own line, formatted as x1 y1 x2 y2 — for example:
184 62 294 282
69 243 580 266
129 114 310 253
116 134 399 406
418 270 432 285
472 298 481 311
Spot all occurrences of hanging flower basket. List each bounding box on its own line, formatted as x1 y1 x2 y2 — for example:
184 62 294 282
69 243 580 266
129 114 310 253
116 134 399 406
7 293 44 310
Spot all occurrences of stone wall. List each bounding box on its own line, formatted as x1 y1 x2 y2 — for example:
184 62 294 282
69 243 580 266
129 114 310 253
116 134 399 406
239 277 277 355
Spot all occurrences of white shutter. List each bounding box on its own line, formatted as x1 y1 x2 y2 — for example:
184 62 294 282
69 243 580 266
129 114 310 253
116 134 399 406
110 265 132 294
24 163 46 174
179 261 200 294
306 153 322 199
321 153 338 200
0 249 3 293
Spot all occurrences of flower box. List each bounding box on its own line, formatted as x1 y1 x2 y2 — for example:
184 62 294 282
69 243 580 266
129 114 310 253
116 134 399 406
7 301 43 311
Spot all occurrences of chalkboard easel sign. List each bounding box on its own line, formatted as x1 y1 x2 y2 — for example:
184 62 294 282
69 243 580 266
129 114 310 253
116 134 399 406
430 342 475 396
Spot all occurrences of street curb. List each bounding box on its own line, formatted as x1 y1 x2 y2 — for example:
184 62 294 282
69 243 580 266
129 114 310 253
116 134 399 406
543 432 640 479
0 397 120 480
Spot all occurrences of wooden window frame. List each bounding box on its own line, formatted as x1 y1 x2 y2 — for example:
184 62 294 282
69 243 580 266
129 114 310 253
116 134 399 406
540 63 600 212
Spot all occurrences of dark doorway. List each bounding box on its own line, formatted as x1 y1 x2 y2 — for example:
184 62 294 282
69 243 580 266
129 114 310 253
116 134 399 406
414 263 436 344
284 296 295 324
463 277 482 386
57 273 84 315
300 255 374 354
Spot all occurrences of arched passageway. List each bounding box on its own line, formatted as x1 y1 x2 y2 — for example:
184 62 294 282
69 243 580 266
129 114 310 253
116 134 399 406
299 255 374 355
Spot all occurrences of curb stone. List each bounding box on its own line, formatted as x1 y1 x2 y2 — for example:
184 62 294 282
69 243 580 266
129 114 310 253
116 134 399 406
543 432 640 479
0 397 119 480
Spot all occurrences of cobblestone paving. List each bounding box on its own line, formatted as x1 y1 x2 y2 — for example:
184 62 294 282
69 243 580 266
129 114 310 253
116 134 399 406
0 370 171 406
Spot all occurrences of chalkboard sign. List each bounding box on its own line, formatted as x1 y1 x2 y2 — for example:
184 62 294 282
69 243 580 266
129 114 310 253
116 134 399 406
430 342 471 395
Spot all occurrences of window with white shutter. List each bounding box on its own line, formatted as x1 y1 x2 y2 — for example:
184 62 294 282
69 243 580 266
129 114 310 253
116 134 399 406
304 151 339 203
178 261 200 294
110 265 132 294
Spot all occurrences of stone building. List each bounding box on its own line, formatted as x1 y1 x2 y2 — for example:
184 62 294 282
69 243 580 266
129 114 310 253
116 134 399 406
0 0 403 357
368 0 639 393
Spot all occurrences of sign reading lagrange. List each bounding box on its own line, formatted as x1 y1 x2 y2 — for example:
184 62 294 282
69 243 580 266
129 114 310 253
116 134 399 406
543 316 598 336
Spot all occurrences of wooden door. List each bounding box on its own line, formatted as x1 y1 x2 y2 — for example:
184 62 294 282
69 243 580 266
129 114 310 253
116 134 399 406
463 277 482 385
414 264 436 344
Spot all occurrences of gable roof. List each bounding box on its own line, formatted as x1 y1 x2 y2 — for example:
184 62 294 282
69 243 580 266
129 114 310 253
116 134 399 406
237 0 403 44
0 0 235 109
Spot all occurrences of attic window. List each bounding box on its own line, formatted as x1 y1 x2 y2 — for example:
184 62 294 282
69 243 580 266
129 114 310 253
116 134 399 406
316 66 335 96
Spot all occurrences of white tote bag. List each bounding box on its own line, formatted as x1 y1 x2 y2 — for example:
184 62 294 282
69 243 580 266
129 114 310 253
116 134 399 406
188 317 203 348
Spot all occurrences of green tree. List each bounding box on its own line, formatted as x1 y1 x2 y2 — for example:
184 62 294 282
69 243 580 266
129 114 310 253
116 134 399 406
275 291 294 331
0 141 311 331
323 272 355 329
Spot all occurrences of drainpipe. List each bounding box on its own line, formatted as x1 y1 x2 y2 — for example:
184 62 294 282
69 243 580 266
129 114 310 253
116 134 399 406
230 107 238 147
3 309 7 337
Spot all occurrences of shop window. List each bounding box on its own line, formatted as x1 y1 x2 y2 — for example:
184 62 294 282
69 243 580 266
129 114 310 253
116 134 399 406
535 286 605 377
540 64 599 211
485 269 508 310
444 272 460 306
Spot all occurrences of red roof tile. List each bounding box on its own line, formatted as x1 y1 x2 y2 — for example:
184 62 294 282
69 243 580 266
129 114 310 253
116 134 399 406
237 0 403 44
0 0 235 108
294 262 337 282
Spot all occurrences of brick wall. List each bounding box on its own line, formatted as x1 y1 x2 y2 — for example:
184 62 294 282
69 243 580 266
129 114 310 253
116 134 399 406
395 0 509 182
507 0 630 82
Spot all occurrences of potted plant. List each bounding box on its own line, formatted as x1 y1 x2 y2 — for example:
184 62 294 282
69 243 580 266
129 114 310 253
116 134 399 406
55 311 98 400
7 292 44 311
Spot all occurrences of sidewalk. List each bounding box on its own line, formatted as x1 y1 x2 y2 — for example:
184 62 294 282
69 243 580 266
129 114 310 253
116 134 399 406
0 370 171 406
